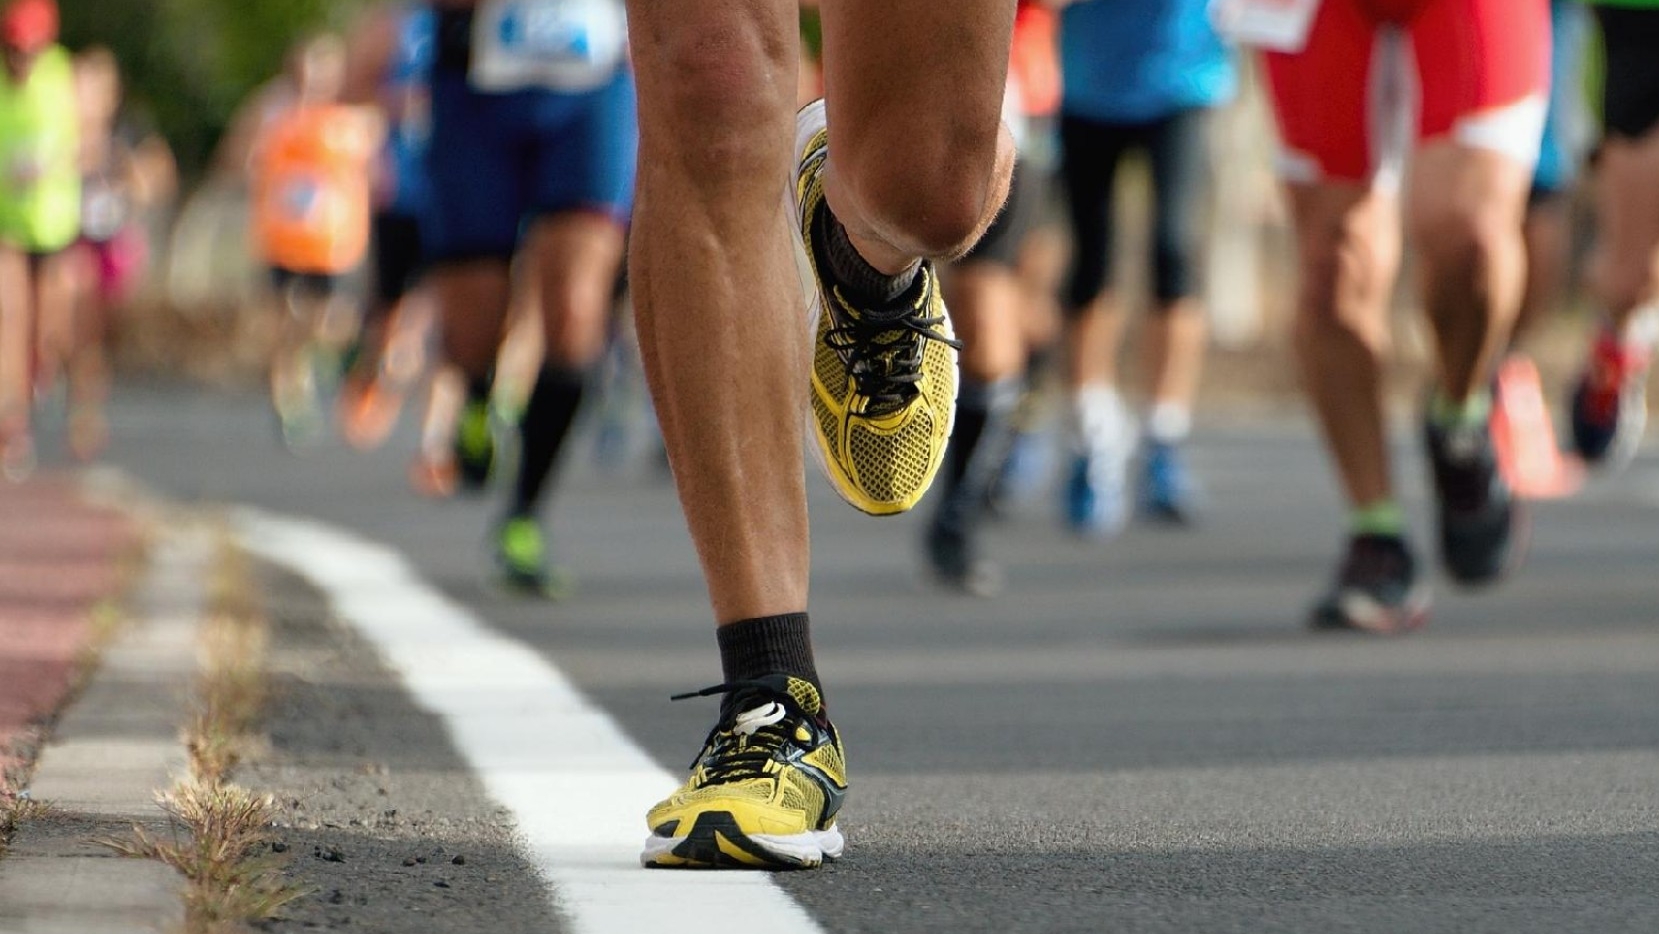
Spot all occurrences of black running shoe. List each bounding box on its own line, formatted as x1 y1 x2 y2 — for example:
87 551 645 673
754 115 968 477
1425 417 1525 586
1310 534 1431 633
923 518 1004 598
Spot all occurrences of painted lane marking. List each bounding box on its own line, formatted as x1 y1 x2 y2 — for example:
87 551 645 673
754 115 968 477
238 510 827 934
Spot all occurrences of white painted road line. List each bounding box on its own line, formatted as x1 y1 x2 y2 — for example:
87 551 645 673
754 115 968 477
238 510 828 934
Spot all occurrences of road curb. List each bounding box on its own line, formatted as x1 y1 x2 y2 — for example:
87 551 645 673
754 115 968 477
0 517 211 934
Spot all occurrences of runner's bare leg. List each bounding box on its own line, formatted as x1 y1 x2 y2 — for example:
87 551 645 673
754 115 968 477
819 0 1016 271
626 0 1015 625
1287 183 1402 509
626 0 810 623
1407 143 1531 402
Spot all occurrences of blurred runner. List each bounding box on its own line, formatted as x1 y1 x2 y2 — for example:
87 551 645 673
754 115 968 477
1223 0 1549 631
1492 0 1590 499
423 0 635 596
65 46 176 462
244 36 383 448
0 0 76 478
1053 0 1236 536
1570 0 1659 468
628 0 1013 867
337 3 438 454
923 0 1060 596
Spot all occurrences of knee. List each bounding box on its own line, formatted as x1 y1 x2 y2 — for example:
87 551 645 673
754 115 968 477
1411 202 1517 277
1292 235 1390 354
634 21 794 185
841 118 1013 258
1593 251 1656 316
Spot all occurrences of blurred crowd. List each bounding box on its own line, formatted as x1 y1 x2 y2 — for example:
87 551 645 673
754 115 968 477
0 0 1653 619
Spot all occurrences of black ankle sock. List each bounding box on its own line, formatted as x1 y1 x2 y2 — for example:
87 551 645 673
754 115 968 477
465 373 493 406
509 366 587 518
815 204 917 307
934 377 1018 533
717 613 819 693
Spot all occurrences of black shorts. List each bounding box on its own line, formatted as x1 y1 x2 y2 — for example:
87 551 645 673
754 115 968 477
268 267 341 299
958 160 1043 270
371 212 426 306
1059 107 1212 311
1597 7 1659 140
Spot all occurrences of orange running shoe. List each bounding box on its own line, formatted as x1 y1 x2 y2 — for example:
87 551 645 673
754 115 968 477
338 378 405 451
408 450 458 499
1492 354 1583 500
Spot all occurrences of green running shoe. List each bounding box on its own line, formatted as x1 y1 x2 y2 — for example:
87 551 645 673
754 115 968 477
455 399 496 491
494 516 572 600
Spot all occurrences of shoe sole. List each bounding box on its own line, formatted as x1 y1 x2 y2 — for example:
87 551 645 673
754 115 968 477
791 99 957 517
641 811 844 870
494 564 574 601
1311 584 1433 635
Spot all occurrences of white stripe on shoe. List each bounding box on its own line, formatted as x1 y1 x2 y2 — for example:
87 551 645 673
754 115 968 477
237 509 829 934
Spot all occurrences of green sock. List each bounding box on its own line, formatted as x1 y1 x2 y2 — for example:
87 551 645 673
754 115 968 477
1429 388 1492 430
1350 499 1405 537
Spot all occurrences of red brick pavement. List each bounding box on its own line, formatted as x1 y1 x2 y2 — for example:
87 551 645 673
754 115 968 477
0 474 133 789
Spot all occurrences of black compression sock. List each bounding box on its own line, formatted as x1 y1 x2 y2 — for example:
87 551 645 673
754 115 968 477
815 204 917 307
934 376 1018 533
717 613 820 696
509 366 587 518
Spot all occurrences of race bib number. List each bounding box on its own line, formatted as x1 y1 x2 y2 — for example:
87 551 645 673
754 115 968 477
470 0 627 93
274 175 328 224
1210 0 1322 53
81 179 128 240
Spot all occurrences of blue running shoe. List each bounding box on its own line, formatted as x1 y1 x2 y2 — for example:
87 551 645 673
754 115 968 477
1064 452 1128 538
1138 441 1202 524
986 429 1049 515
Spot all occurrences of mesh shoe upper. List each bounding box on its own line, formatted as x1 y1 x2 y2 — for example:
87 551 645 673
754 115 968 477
646 675 848 847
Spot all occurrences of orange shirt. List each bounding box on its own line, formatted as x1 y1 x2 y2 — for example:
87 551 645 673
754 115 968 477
1011 1 1060 119
251 104 378 275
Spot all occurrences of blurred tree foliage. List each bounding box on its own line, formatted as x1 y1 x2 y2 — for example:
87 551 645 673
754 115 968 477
60 0 368 177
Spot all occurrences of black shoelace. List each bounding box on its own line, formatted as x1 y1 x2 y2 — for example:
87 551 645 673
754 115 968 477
671 680 802 782
825 286 962 415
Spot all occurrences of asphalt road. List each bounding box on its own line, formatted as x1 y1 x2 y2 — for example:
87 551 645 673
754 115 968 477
79 379 1659 932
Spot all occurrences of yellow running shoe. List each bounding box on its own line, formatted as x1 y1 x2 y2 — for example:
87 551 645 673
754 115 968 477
642 674 847 870
793 99 960 516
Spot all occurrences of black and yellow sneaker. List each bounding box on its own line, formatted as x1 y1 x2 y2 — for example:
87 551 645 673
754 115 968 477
642 674 847 870
454 398 495 492
793 99 960 516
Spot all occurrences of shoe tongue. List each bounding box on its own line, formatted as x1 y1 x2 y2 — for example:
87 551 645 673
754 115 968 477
779 676 823 716
727 674 822 720
1440 426 1486 464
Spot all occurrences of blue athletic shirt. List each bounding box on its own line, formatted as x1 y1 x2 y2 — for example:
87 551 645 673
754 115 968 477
386 4 435 217
1059 0 1237 124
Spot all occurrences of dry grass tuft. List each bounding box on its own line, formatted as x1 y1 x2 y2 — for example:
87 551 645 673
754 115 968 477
101 783 303 931
188 530 270 786
100 525 304 932
0 790 53 857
